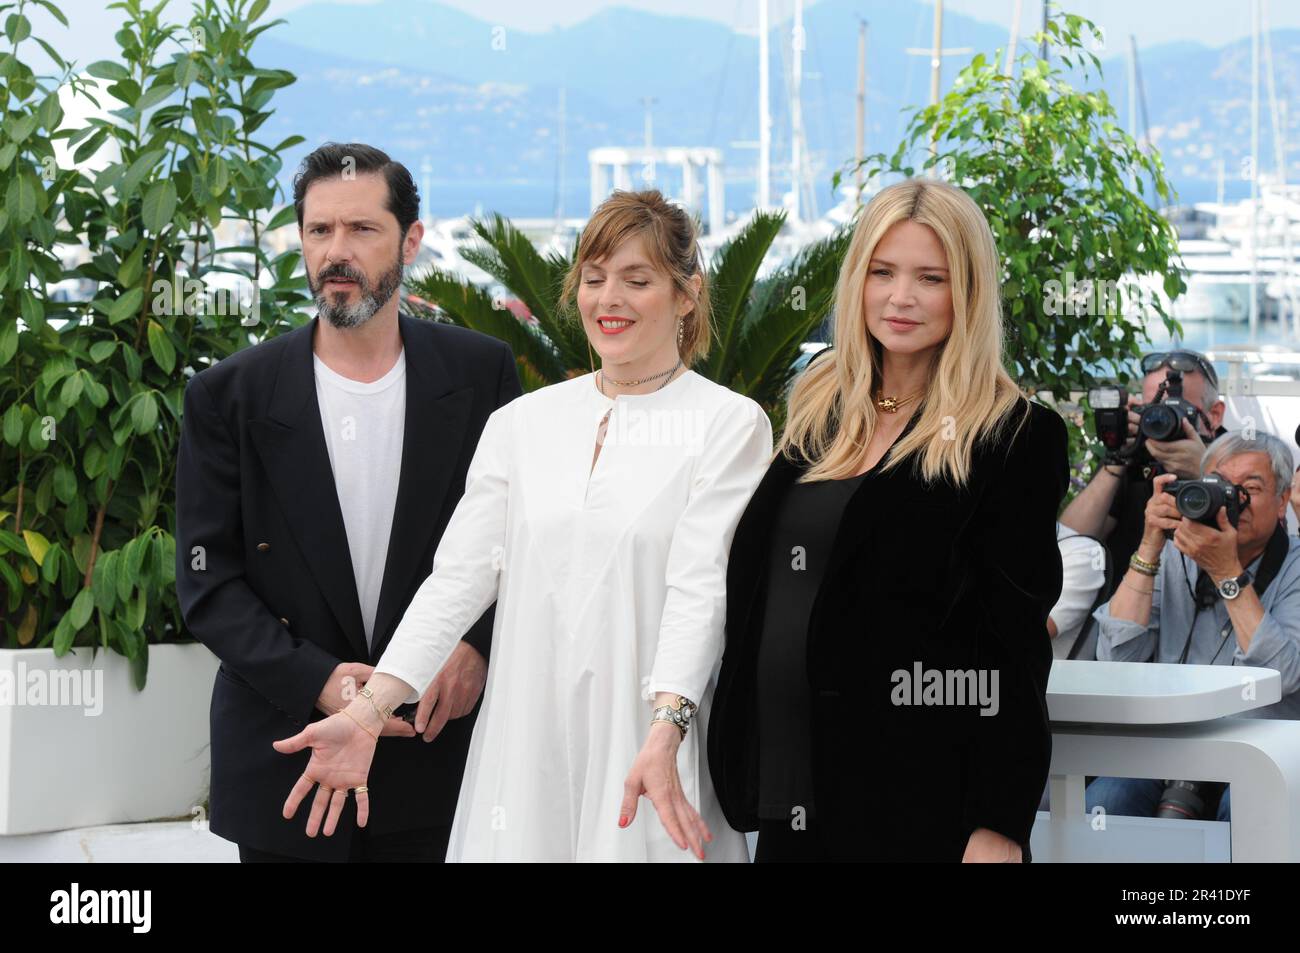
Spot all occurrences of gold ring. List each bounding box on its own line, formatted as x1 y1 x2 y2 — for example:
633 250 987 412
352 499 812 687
354 786 368 794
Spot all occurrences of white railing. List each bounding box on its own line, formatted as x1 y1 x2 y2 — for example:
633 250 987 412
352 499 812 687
1203 345 1300 397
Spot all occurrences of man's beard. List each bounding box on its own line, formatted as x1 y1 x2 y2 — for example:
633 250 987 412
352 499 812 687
310 249 404 329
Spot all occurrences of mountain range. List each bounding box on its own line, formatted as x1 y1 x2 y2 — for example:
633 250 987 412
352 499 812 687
248 0 1300 219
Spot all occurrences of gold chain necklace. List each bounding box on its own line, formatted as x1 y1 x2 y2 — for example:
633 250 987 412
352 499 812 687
874 387 923 414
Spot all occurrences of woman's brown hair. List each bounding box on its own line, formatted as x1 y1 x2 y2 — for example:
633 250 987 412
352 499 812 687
561 189 712 366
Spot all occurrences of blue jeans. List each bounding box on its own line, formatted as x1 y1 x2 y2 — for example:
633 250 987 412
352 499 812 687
1084 777 1231 822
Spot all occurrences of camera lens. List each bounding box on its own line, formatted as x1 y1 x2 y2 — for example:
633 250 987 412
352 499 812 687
1177 484 1211 520
1142 404 1179 442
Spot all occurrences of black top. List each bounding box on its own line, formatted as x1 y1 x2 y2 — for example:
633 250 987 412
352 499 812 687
710 398 1071 860
755 470 868 820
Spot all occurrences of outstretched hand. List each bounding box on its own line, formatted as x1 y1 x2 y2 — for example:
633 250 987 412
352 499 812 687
274 709 380 836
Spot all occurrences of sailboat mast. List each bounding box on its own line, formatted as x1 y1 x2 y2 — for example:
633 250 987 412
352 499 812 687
554 87 566 228
856 20 867 193
930 0 944 109
792 0 803 222
1262 0 1299 329
905 0 968 167
1251 0 1260 334
759 0 771 209
1127 37 1137 142
1005 0 1022 76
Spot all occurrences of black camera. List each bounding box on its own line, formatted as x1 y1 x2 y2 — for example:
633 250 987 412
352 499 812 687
1138 369 1205 442
1163 471 1250 528
1091 368 1212 473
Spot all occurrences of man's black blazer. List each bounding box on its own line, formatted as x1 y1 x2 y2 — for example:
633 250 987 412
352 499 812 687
708 396 1069 861
175 313 522 860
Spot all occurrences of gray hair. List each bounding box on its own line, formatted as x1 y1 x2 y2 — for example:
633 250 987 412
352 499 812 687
1184 348 1218 407
1201 430 1295 499
1199 375 1220 411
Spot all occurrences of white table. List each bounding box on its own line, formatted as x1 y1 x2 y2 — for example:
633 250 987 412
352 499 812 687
1032 660 1300 862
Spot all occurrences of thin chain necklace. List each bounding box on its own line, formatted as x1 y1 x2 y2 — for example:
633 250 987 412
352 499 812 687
599 359 682 397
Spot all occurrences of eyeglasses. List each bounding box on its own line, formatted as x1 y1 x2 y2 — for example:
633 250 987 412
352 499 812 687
1141 351 1219 389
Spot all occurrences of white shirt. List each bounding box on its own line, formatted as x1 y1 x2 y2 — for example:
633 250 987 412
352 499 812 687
314 349 406 650
1050 521 1107 659
374 369 773 861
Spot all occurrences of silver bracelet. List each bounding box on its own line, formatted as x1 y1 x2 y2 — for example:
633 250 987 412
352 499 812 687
650 695 697 738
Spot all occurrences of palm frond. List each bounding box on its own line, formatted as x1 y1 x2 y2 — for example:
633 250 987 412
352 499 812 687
730 228 852 407
699 210 786 382
466 215 588 370
407 265 568 387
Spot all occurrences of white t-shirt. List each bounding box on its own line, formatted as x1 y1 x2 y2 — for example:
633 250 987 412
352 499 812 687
1050 521 1108 659
314 348 406 650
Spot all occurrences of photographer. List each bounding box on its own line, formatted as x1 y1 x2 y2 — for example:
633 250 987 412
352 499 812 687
1061 351 1226 579
1085 430 1300 822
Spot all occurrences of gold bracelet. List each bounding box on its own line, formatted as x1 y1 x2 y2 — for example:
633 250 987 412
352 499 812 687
340 706 380 740
361 695 386 725
1122 578 1154 595
1129 553 1160 576
358 686 393 723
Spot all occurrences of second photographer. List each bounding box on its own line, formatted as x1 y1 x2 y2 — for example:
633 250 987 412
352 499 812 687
1061 350 1227 582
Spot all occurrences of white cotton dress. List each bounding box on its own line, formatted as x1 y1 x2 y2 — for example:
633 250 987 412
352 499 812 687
373 369 773 861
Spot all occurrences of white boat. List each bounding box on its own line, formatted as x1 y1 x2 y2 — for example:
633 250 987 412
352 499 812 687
1167 238 1262 323
413 216 496 287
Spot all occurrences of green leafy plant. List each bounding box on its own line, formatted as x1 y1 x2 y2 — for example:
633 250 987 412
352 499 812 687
0 0 306 686
840 9 1185 479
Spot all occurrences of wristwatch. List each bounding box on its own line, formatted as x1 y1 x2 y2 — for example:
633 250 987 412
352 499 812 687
1216 570 1253 600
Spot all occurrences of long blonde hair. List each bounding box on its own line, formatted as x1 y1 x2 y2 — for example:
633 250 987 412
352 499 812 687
778 178 1029 486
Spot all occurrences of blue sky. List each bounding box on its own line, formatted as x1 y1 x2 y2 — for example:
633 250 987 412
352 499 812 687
27 0 1300 73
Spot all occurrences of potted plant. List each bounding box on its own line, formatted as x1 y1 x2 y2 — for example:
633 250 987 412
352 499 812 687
0 0 306 833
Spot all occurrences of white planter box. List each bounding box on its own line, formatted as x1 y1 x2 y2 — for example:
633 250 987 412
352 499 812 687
0 643 219 836
0 821 238 862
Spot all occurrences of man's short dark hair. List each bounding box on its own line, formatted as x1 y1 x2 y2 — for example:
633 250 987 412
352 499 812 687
292 142 420 238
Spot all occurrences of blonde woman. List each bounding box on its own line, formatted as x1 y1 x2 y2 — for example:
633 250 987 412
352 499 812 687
274 190 772 862
709 179 1069 862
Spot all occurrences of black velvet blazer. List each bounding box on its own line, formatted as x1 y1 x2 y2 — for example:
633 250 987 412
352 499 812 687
708 396 1069 861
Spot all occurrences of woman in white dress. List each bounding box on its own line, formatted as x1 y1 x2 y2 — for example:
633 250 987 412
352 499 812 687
275 189 773 861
